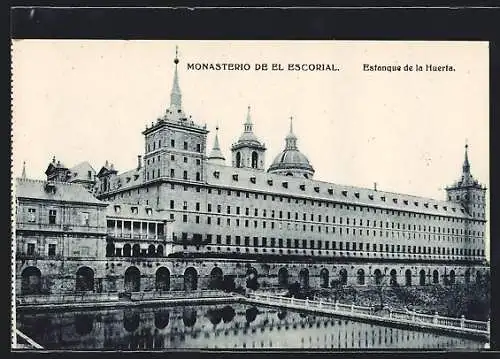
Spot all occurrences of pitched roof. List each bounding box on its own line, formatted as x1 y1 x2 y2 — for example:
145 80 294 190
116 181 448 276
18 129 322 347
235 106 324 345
15 178 106 206
205 163 472 219
68 161 96 182
106 203 169 221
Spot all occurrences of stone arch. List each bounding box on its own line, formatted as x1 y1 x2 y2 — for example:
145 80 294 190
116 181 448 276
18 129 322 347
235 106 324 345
132 244 141 257
299 268 309 289
405 269 412 286
124 266 141 293
449 270 456 285
21 266 42 295
465 268 471 284
432 269 439 284
184 267 198 291
155 267 170 291
148 244 156 257
209 267 224 290
278 267 289 288
419 269 426 286
157 244 164 257
246 267 259 290
339 268 348 285
106 241 115 257
76 266 94 292
320 268 329 288
357 268 365 285
123 244 131 257
236 152 241 168
373 269 383 285
390 269 398 286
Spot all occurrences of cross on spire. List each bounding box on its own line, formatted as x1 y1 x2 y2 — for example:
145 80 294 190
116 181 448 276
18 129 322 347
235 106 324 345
285 115 298 150
22 161 26 178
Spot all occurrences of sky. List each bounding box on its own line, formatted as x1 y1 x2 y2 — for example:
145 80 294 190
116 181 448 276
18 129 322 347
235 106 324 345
11 40 489 257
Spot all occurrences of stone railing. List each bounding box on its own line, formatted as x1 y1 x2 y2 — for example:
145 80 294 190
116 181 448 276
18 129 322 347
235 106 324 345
247 293 489 335
129 290 232 301
16 292 119 305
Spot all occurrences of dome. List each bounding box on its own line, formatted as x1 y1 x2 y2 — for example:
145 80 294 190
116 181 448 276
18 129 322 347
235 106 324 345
267 117 314 178
269 149 314 174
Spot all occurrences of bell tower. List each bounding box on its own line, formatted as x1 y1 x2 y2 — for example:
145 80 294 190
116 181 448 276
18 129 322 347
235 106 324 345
445 143 486 220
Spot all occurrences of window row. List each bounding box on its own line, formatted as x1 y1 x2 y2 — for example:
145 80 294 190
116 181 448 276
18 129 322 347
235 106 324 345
24 208 89 226
176 234 485 256
147 139 201 153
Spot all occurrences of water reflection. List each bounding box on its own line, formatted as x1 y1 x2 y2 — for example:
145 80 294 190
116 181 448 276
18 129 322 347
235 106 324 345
17 303 486 350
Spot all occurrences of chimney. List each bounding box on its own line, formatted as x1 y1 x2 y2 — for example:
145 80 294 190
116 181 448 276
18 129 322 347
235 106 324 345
374 182 378 191
137 155 142 169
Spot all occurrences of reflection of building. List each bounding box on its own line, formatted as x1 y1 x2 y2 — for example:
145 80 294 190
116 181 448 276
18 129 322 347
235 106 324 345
16 304 484 350
15 47 489 299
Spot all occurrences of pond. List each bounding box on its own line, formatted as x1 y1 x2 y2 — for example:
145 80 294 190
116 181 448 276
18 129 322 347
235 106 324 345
16 303 486 350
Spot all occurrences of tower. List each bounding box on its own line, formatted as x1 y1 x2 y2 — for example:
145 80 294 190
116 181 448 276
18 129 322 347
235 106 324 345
445 143 486 220
141 46 208 184
45 156 70 182
207 126 226 165
231 106 266 170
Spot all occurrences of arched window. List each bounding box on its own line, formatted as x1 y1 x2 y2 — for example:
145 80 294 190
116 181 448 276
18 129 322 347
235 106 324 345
390 269 397 286
184 267 198 291
76 266 94 292
339 268 348 285
278 267 289 288
155 267 170 291
148 244 156 257
246 267 259 290
373 269 383 285
449 270 456 285
357 269 365 285
209 267 224 290
106 241 115 257
236 152 241 168
124 266 141 292
433 270 439 284
320 268 329 288
123 244 131 257
299 268 309 288
251 151 258 169
157 244 164 257
419 269 426 286
132 244 140 257
405 269 412 286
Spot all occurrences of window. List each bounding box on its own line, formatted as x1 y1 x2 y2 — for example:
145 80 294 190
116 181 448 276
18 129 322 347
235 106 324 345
48 244 56 256
197 144 201 152
170 169 175 178
27 208 36 223
184 157 188 163
171 139 175 147
49 209 57 224
183 171 188 180
27 243 35 255
80 212 90 225
184 141 188 150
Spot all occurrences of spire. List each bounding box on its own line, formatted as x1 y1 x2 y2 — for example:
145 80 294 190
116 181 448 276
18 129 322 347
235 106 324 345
285 116 298 150
208 125 226 163
463 141 470 174
244 106 253 132
21 161 26 179
213 126 221 151
169 45 182 112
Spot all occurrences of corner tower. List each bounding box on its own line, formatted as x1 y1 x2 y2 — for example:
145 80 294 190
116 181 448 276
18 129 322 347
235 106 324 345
445 143 486 220
142 46 209 184
207 126 226 165
231 106 266 170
